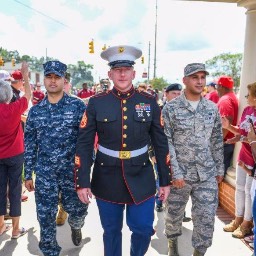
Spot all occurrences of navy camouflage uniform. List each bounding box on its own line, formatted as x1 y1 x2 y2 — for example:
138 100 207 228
162 92 224 254
24 93 88 256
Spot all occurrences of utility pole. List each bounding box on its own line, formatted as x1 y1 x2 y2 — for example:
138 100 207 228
147 41 151 84
153 0 158 78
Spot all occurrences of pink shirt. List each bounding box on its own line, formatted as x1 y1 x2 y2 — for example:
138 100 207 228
238 106 256 167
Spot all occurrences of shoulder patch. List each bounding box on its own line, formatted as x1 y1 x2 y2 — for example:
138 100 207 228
80 112 88 128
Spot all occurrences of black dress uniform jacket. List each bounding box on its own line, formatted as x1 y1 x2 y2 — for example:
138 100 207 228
75 86 170 204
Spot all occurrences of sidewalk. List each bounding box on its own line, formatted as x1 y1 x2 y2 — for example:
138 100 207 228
0 190 253 256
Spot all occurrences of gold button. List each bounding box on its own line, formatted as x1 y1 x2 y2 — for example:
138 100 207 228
143 163 146 165
76 177 79 180
123 116 127 120
123 125 127 129
101 163 104 166
77 184 80 187
123 107 127 111
123 143 127 148
142 119 145 122
123 100 126 104
76 170 78 172
118 93 121 96
104 118 108 122
127 93 130 96
123 134 127 138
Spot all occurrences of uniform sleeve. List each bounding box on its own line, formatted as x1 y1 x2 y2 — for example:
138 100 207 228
162 103 184 180
24 109 38 180
210 109 225 176
75 98 96 189
149 99 171 186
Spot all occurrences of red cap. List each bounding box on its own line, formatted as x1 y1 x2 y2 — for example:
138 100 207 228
216 76 234 89
11 70 23 81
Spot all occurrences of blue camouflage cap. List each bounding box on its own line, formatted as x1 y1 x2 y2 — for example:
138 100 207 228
43 60 67 77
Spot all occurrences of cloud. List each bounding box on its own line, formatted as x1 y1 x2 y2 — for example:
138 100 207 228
0 0 246 82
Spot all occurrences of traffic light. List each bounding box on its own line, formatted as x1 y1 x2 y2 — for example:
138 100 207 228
11 57 16 67
102 44 107 51
89 40 94 54
141 56 144 64
0 56 4 66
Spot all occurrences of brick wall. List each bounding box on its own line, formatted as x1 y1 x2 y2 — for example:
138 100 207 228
219 180 235 217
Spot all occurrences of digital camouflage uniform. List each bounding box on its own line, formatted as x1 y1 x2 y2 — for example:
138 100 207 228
162 92 224 254
25 93 88 256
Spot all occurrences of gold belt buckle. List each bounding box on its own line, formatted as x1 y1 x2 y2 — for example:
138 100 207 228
119 151 131 159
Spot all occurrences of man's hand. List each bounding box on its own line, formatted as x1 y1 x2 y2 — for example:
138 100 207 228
20 61 29 80
25 180 35 192
158 186 170 203
172 179 185 189
216 175 223 184
77 188 92 204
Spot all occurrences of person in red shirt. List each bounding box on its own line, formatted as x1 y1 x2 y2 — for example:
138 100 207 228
32 82 45 105
0 62 31 239
205 81 219 104
216 76 239 175
77 82 93 99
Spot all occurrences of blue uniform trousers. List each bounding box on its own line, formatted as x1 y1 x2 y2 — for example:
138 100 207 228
35 167 88 256
96 197 155 256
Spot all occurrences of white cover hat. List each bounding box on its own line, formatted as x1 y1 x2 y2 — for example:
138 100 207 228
101 45 142 68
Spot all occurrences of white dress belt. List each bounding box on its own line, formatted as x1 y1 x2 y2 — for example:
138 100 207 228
98 144 148 159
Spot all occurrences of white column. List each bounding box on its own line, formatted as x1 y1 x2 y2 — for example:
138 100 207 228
227 1 256 184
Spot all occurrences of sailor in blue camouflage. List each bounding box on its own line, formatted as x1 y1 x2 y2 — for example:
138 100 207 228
162 63 224 255
24 60 88 256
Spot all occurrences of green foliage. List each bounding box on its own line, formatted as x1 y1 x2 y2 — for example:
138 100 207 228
206 52 242 90
149 77 168 91
67 61 94 88
0 46 94 87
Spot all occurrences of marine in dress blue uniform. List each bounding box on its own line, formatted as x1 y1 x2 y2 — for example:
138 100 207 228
24 61 88 256
75 45 171 256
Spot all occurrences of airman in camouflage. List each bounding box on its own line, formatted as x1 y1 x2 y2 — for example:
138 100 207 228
24 61 88 256
162 63 224 256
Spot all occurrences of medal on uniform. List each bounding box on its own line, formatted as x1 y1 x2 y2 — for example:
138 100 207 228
135 103 151 118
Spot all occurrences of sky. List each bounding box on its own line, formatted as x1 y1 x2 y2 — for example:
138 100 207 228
0 0 246 84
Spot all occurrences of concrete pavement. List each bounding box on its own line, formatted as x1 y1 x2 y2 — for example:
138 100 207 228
0 190 253 256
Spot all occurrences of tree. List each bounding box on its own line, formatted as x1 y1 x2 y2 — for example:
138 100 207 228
205 52 243 91
68 61 94 88
0 46 94 87
149 77 168 91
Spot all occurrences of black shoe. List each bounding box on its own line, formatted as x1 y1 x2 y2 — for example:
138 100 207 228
156 205 163 212
71 228 82 246
182 216 192 222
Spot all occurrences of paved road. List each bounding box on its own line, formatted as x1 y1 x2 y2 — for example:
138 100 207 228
0 191 253 256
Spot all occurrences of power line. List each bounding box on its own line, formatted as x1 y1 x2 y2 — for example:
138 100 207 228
13 0 69 28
